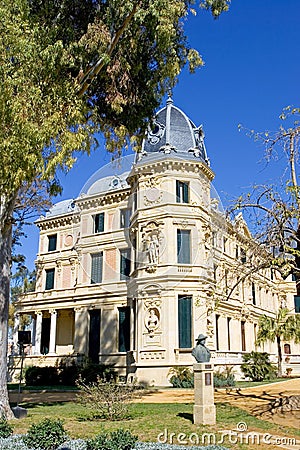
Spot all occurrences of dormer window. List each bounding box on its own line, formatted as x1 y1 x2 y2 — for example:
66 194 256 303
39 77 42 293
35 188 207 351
176 181 189 203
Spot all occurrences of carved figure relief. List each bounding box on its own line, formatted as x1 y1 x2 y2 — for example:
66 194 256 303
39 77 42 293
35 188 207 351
141 221 163 272
145 308 160 333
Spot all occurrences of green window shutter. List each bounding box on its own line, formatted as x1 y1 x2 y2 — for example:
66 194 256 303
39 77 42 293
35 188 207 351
176 180 180 202
48 234 57 251
177 230 191 264
45 268 55 290
120 249 131 280
91 252 103 284
120 209 131 228
118 307 130 352
178 295 192 348
95 213 104 233
183 182 189 203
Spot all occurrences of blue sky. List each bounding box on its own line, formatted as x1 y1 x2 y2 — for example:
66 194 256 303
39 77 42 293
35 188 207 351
21 0 300 270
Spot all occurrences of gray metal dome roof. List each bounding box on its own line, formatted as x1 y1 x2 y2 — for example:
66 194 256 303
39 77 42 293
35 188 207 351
140 97 209 164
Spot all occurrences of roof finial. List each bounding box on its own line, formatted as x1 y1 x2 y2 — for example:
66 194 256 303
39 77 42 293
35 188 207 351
166 91 173 106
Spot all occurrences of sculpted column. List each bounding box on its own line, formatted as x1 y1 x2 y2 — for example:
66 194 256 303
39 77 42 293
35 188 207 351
34 312 43 354
49 310 58 354
192 333 216 425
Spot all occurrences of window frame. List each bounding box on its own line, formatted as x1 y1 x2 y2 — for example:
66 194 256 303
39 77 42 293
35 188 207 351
176 180 189 204
178 295 192 348
91 252 103 284
48 234 57 252
94 212 104 234
120 208 131 229
118 306 130 352
120 248 131 280
177 229 191 264
45 268 55 290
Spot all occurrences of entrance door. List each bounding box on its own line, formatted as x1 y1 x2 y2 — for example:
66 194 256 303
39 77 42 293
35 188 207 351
88 310 101 363
41 317 50 354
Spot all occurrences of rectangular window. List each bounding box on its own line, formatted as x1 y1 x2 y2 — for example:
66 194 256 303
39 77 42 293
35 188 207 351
120 248 131 280
241 321 246 351
176 180 189 203
227 317 231 351
223 237 227 253
91 252 103 284
212 231 217 247
216 314 220 350
120 208 131 229
177 229 191 264
213 264 218 281
294 296 300 313
94 213 104 233
240 248 246 263
118 307 130 352
45 268 55 290
178 295 192 348
252 282 256 305
48 234 57 252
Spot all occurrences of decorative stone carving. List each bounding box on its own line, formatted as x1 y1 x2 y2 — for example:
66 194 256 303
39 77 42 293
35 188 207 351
145 307 160 333
144 187 162 206
141 221 163 272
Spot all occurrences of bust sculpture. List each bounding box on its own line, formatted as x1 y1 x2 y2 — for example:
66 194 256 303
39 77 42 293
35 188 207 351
192 334 211 363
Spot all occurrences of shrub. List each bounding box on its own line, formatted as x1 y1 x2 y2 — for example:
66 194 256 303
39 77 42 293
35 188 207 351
25 366 59 386
23 418 68 450
24 362 116 386
213 366 236 388
76 377 141 420
0 416 13 438
168 367 194 388
86 429 137 450
241 351 277 381
78 363 117 384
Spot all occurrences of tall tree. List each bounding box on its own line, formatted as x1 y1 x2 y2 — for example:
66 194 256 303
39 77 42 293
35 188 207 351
232 108 300 293
0 0 230 418
256 307 300 377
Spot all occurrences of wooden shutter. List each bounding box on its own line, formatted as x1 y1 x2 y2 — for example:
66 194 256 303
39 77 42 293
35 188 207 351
118 307 130 352
178 295 192 348
91 253 103 284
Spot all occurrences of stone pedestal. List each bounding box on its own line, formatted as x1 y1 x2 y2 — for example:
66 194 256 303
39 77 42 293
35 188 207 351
193 362 216 425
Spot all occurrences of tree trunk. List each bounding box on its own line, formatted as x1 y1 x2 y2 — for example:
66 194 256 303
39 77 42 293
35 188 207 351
276 335 282 378
0 194 16 419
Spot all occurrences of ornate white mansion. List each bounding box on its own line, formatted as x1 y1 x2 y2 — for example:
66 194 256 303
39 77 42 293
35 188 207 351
15 99 300 384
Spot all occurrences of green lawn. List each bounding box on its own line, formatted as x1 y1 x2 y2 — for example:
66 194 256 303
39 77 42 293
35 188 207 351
9 401 300 448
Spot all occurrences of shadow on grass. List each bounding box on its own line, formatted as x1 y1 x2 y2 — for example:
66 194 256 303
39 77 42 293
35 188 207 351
12 401 67 409
177 412 193 422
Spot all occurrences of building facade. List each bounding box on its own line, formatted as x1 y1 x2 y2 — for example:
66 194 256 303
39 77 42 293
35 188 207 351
15 99 300 384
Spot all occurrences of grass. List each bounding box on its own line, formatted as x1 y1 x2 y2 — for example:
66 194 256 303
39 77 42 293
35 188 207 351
235 377 294 388
8 401 300 448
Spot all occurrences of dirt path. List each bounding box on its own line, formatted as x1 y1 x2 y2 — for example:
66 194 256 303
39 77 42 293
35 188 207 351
9 379 300 429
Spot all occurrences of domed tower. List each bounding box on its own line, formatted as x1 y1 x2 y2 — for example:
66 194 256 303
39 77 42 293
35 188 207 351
127 98 216 385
